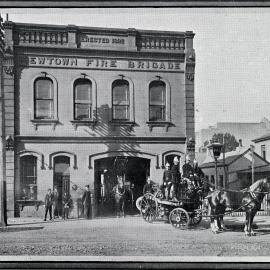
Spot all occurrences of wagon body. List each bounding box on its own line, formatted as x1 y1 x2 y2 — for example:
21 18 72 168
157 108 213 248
139 190 203 229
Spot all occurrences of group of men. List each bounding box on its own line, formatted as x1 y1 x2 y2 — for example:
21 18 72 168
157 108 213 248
43 184 92 221
142 155 205 201
162 155 205 200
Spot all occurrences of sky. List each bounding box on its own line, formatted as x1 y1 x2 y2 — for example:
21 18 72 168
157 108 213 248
2 8 270 131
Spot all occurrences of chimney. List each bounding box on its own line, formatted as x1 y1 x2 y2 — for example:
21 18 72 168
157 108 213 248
239 139 242 147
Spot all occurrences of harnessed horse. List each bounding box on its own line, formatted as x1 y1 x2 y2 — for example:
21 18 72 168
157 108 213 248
206 178 270 236
112 180 127 218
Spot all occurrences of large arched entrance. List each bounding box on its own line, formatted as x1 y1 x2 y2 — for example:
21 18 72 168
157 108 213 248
94 156 150 217
53 156 70 217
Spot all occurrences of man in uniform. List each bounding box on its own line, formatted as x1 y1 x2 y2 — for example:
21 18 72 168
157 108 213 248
193 159 204 188
143 176 154 194
82 185 92 219
182 155 195 180
162 162 173 200
171 156 181 199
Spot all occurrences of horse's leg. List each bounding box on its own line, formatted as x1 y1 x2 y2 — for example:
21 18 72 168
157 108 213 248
250 211 257 236
209 207 219 234
220 206 228 231
245 211 251 236
115 197 120 218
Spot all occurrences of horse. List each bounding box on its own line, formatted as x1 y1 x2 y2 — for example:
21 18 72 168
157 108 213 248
206 178 270 236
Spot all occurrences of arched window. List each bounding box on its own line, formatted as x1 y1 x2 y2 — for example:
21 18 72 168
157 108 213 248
112 80 130 121
74 79 92 120
20 156 37 200
34 78 54 119
149 80 166 121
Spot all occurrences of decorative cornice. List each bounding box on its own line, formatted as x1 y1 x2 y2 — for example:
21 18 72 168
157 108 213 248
15 136 186 144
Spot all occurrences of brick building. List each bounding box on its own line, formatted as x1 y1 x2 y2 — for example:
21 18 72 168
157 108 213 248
0 20 195 218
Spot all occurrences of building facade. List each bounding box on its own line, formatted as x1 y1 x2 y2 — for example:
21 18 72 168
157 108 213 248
196 118 270 152
1 21 195 218
253 132 270 162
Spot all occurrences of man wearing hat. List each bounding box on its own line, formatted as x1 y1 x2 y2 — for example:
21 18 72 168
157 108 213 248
171 156 181 199
82 185 92 219
162 162 172 200
182 155 195 179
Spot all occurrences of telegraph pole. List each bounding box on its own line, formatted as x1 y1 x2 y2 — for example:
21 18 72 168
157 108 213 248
250 144 255 184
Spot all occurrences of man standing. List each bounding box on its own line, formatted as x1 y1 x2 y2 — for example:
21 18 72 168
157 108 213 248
182 155 194 179
52 186 59 219
143 176 154 195
171 156 181 199
162 162 172 199
82 185 91 219
44 188 53 221
193 159 204 188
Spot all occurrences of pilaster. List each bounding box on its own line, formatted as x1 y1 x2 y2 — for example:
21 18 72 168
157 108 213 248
185 31 195 160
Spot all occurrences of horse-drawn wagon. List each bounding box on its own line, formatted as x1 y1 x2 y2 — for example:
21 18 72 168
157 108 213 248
138 180 205 229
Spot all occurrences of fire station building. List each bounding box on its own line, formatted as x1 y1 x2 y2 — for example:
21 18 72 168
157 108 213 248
0 20 195 218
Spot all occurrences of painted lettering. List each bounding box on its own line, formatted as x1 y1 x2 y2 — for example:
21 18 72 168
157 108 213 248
38 57 45 64
128 61 135 68
159 63 166 69
110 60 117 68
62 58 70 65
70 59 77 66
86 59 94 66
101 60 108 68
30 57 36 64
152 62 158 69
55 58 61 65
137 61 144 69
168 63 174 69
47 57 54 65
174 63 180 69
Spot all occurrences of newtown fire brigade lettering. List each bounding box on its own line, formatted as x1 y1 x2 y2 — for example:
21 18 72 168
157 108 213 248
28 57 183 72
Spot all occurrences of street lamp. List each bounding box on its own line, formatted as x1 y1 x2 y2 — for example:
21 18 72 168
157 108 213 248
208 142 223 189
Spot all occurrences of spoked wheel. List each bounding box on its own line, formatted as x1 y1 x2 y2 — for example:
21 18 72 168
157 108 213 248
140 193 158 223
169 208 190 229
189 209 202 226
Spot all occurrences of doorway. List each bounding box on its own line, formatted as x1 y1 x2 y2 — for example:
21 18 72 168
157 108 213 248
53 156 70 216
94 156 150 217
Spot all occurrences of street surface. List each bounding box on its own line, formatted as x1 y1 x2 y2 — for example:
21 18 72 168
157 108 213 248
1 215 270 257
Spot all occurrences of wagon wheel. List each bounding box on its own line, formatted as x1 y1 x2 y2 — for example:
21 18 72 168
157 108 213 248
140 193 158 223
169 208 190 229
189 209 202 226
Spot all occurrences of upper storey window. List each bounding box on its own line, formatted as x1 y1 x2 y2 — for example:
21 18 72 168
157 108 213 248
74 79 92 120
34 78 54 119
149 80 166 121
112 80 130 121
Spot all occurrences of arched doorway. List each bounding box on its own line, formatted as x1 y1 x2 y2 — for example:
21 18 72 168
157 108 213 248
53 156 70 216
94 156 150 217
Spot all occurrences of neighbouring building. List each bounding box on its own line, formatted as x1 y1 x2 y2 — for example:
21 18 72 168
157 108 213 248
0 20 195 218
253 133 270 162
196 118 270 152
200 146 270 190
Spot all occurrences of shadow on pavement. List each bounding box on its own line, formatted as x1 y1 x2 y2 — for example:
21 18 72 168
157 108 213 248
0 226 44 233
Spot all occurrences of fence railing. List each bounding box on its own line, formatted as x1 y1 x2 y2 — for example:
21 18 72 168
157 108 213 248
228 193 270 216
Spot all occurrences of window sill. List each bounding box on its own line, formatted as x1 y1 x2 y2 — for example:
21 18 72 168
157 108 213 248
109 121 136 131
31 119 59 131
70 120 97 130
146 121 173 132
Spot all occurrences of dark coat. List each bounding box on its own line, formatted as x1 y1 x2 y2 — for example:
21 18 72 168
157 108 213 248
182 163 195 178
44 193 53 207
171 165 181 184
163 170 172 185
82 190 91 207
62 194 72 208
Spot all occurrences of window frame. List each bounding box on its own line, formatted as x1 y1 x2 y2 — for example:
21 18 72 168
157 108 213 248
20 155 38 201
73 78 93 121
261 145 266 160
111 79 130 122
149 80 166 122
34 77 54 120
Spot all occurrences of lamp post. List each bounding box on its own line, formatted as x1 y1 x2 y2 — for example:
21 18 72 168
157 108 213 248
208 142 223 189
